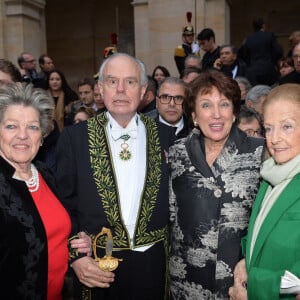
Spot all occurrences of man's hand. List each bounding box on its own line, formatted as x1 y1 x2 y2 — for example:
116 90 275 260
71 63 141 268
71 256 115 288
213 58 222 69
70 231 92 256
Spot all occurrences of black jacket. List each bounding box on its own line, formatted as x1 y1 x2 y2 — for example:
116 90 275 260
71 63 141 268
0 157 59 299
239 30 283 86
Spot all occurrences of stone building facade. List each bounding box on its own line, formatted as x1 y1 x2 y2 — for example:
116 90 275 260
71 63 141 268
0 0 299 88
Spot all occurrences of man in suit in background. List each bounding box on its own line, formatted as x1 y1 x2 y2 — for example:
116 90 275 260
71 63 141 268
156 77 190 140
17 52 44 88
55 53 171 300
239 17 282 86
213 45 247 79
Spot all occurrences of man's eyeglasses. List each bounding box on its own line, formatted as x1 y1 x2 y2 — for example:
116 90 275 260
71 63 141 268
158 94 185 105
24 59 36 63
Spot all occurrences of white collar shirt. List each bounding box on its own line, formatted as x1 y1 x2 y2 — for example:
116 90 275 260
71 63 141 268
106 112 149 251
158 115 184 135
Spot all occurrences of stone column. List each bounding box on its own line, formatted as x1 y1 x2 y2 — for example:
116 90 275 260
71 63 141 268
132 0 230 76
1 0 46 66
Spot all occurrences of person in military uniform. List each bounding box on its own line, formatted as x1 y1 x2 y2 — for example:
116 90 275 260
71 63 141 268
174 25 199 76
94 33 118 81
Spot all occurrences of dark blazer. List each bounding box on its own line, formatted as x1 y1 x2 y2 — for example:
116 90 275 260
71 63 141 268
0 157 58 299
278 70 300 84
218 58 248 79
155 114 190 143
236 58 248 77
239 30 283 86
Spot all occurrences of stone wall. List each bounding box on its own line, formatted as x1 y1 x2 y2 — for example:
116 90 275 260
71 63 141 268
0 0 46 67
132 0 230 76
0 0 299 86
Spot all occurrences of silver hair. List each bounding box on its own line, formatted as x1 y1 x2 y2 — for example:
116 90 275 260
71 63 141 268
98 53 148 86
0 82 54 137
245 84 272 104
184 55 202 68
235 76 252 93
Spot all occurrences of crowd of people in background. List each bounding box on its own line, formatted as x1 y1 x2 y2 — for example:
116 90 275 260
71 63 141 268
1 15 300 300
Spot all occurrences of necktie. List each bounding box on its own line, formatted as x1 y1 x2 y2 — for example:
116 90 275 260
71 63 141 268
172 126 177 136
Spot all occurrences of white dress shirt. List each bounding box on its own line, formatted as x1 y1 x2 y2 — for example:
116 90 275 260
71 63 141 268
158 115 184 135
106 112 150 251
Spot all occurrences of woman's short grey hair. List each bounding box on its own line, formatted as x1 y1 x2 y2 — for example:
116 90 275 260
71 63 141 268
98 53 148 86
0 82 55 136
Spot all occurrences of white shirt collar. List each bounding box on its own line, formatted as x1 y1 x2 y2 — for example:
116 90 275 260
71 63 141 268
107 112 139 139
158 115 184 135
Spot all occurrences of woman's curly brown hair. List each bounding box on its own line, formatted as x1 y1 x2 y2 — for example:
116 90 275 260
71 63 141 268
184 70 241 125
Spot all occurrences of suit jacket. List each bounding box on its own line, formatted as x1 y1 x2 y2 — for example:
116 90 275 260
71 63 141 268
236 58 248 77
155 114 190 143
239 30 282 86
244 174 300 299
0 157 59 299
218 58 247 79
279 70 300 84
55 112 172 257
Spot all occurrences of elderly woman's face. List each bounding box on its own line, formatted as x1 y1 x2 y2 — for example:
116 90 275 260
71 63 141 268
264 99 300 164
0 105 42 169
192 86 234 144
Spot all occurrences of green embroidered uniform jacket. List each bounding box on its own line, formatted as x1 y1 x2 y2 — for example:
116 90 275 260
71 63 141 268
55 113 172 261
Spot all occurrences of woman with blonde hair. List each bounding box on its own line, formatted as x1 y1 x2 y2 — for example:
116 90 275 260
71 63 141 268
230 84 300 300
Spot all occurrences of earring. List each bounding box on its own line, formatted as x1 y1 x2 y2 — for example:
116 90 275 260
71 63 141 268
233 116 236 123
40 138 44 147
193 121 198 127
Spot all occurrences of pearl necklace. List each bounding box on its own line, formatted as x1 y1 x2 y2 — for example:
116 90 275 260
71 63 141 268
13 164 40 193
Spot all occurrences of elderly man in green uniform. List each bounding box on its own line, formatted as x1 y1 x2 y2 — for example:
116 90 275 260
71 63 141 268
55 53 172 300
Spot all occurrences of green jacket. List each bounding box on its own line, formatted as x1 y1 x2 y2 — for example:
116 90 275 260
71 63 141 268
242 174 300 299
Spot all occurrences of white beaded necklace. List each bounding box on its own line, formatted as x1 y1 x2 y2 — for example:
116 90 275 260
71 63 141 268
13 164 40 193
